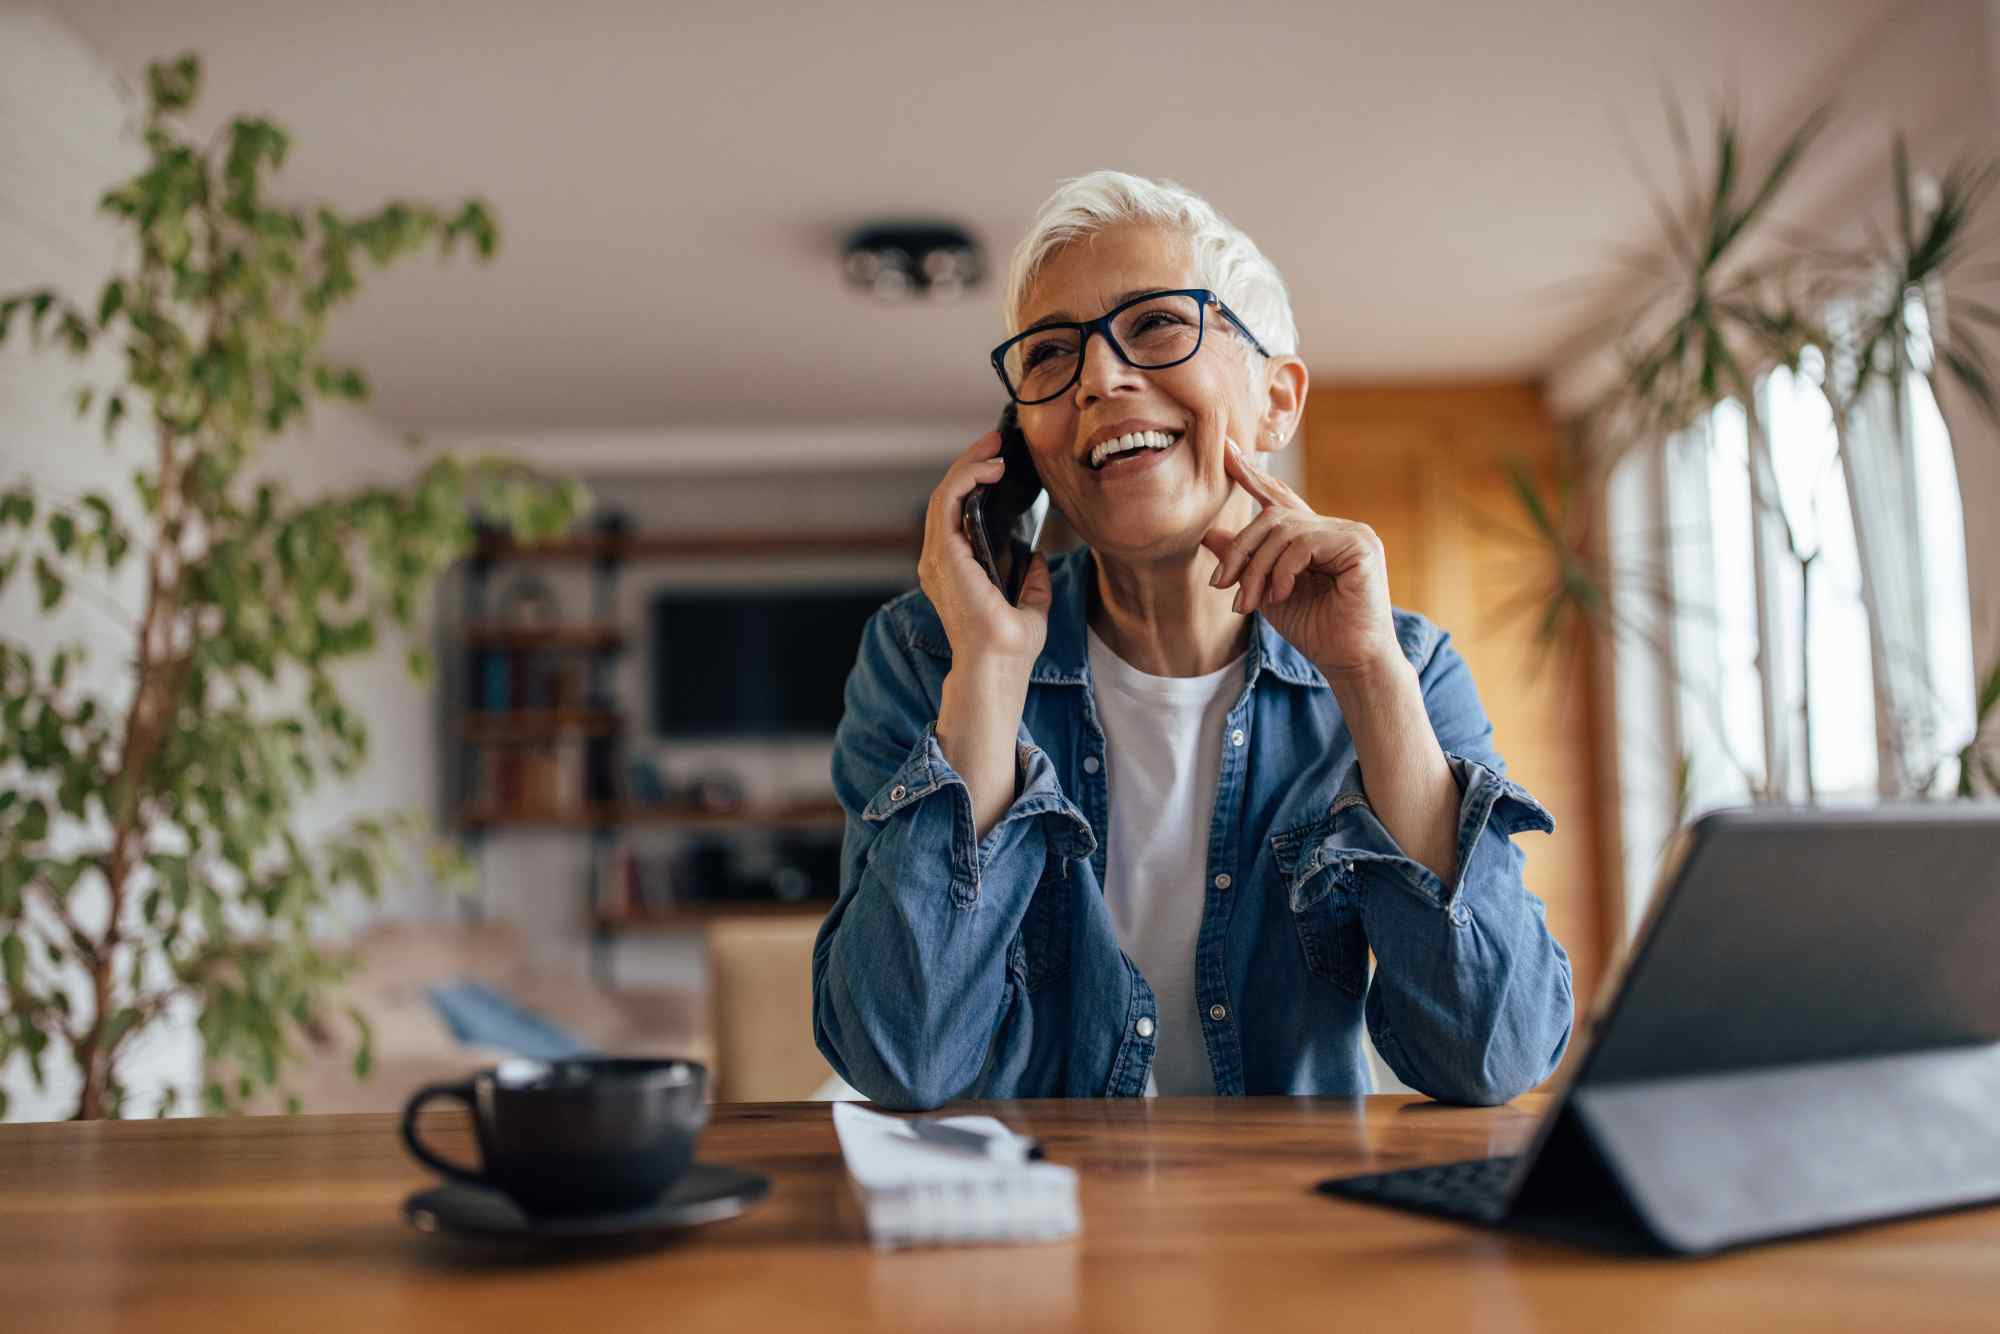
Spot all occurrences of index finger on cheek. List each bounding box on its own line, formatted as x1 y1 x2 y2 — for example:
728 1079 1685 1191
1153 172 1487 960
1237 448 1311 512
1225 438 1280 504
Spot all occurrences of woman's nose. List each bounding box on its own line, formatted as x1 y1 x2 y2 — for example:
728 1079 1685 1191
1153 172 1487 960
1072 328 1145 404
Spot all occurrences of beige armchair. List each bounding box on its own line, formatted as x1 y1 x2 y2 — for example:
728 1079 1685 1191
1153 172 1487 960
704 915 846 1102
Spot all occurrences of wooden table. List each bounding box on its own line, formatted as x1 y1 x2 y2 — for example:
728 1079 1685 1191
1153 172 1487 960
3 1096 1993 1332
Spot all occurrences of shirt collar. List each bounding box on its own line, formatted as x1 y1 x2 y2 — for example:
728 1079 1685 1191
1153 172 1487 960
1029 546 1330 690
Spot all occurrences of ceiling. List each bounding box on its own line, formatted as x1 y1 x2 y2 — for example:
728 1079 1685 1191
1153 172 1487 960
55 0 1924 431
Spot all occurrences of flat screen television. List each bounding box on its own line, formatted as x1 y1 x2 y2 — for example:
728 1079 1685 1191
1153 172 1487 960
650 584 912 738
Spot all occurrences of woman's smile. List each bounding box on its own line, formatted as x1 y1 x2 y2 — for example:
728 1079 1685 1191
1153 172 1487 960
1082 424 1186 480
1086 433 1181 480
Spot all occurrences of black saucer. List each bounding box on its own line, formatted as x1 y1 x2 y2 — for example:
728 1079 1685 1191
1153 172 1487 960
402 1163 770 1243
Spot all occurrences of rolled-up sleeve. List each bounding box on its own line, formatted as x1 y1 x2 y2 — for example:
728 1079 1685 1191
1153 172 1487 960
1332 629 1575 1105
812 606 1094 1110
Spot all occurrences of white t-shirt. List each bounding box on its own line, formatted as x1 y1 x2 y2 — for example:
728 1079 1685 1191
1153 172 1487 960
1085 625 1247 1097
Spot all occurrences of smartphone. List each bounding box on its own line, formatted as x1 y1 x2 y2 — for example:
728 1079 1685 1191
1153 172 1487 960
961 403 1050 605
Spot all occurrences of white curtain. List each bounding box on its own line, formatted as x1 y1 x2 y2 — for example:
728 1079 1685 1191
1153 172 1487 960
1840 371 1975 794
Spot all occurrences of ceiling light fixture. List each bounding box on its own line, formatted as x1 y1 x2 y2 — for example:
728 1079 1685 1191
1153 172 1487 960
843 221 983 301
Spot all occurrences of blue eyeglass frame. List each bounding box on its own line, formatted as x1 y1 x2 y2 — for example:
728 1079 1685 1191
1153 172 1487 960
990 287 1273 405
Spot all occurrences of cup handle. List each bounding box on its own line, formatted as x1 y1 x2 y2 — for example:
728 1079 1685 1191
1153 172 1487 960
400 1079 486 1186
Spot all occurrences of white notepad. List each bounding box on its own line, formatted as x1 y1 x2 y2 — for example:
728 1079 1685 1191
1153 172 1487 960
832 1102 1080 1249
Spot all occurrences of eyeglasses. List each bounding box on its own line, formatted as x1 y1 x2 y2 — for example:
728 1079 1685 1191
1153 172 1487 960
990 287 1272 405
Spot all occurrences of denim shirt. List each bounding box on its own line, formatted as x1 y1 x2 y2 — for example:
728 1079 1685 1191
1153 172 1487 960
813 545 1573 1110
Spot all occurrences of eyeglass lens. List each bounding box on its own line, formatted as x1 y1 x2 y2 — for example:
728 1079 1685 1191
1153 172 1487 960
1002 293 1205 402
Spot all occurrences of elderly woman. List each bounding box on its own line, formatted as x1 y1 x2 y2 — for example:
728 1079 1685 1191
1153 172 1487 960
813 171 1572 1109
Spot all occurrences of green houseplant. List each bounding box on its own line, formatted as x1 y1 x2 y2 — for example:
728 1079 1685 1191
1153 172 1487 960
0 54 584 1119
1507 102 1999 802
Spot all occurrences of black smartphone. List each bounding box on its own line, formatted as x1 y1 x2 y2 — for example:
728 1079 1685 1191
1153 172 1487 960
961 403 1050 605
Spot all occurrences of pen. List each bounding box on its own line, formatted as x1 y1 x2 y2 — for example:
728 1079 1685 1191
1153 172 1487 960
907 1118 1046 1163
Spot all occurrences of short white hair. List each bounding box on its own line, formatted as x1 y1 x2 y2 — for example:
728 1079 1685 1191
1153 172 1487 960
1002 170 1300 368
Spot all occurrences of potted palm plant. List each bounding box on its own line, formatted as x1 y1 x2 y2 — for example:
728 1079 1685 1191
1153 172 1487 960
1507 102 1998 803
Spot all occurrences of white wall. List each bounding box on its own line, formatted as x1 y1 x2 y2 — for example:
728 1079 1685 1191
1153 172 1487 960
1992 0 2000 120
0 9 444 1118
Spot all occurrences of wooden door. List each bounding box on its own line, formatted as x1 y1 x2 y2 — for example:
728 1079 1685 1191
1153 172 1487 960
1302 382 1618 1017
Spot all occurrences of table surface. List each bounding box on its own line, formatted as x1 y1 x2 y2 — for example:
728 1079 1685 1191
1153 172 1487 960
3 1095 1995 1333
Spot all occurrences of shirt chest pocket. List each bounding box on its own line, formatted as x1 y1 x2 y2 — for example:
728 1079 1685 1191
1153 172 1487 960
1269 821 1368 998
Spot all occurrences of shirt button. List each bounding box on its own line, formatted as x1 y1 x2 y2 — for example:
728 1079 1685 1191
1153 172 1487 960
1082 755 1100 774
1212 873 1232 890
889 784 907 801
1230 728 1245 747
1209 1004 1229 1022
1134 1016 1155 1039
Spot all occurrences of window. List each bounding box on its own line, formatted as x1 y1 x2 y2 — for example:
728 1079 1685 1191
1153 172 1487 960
1904 305 1977 785
1661 397 1765 809
1763 357 1877 801
1611 330 1975 925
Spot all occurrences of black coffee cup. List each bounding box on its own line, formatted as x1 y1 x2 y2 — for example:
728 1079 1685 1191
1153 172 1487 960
401 1057 708 1216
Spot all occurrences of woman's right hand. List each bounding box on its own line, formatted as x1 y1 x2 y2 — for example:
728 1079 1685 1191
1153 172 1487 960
919 430 1052 675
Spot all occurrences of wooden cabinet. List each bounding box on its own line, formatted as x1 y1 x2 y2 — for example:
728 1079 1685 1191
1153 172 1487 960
1302 381 1618 1012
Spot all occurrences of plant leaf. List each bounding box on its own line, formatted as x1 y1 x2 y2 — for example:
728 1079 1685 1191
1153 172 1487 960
32 555 64 611
348 1005 374 1079
1 935 25 998
1975 658 2000 725
97 280 125 328
146 52 201 113
1940 347 1999 422
1892 133 1914 256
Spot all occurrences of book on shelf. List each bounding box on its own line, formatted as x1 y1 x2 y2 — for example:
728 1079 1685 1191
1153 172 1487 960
583 734 618 802
555 737 584 808
461 736 604 817
462 743 498 808
480 652 511 711
492 651 588 710
594 843 633 919
518 745 559 811
590 845 685 922
470 646 584 715
518 652 553 709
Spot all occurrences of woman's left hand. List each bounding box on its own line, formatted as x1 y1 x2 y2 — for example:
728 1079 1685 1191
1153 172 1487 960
1201 439 1402 683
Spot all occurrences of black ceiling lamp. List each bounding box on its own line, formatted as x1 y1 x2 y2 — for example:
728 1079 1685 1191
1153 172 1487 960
843 221 983 301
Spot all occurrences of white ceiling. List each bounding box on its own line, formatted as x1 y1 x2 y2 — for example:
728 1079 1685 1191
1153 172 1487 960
54 0 1929 431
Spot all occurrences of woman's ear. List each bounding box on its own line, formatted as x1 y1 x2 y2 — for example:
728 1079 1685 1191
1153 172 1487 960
1258 354 1308 460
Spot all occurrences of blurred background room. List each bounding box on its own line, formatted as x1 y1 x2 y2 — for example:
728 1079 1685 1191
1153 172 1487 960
1 0 1996 1120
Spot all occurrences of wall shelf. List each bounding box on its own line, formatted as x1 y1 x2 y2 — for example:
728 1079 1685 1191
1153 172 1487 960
594 900 834 932
457 798 846 831
475 530 920 563
463 624 626 652
460 709 619 741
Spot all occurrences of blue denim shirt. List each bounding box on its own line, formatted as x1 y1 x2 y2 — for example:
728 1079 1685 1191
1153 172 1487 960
813 545 1572 1110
